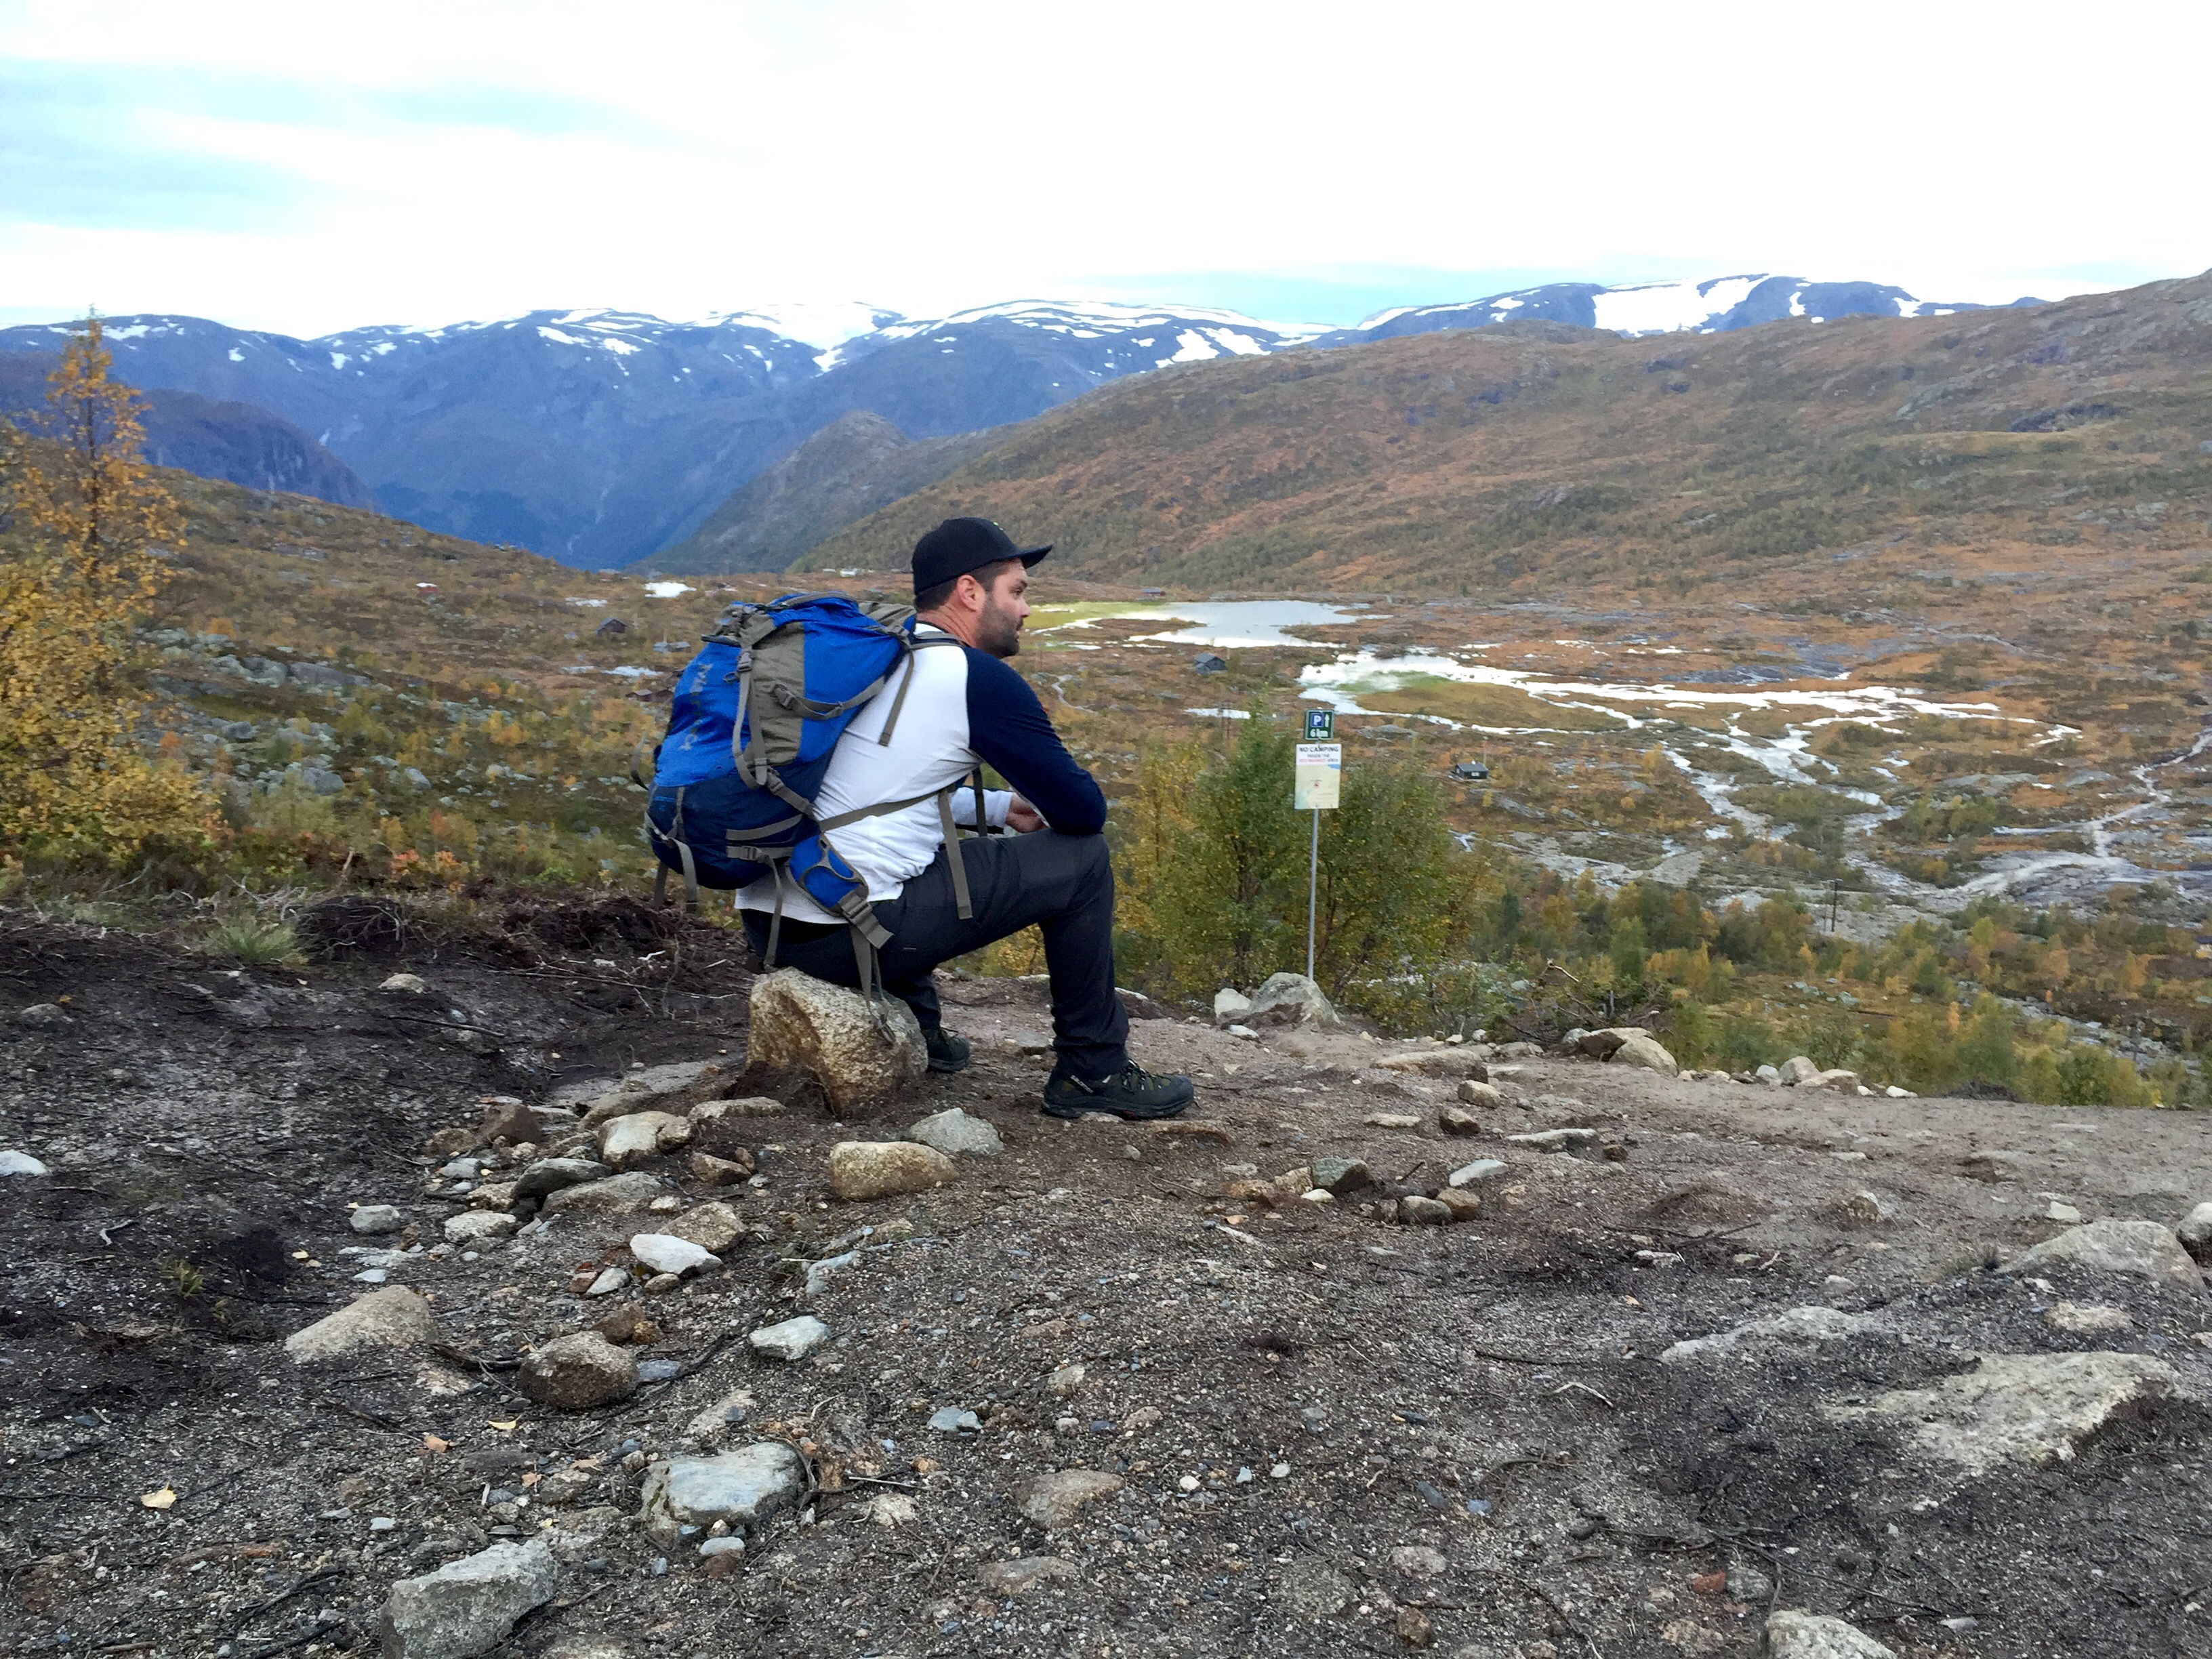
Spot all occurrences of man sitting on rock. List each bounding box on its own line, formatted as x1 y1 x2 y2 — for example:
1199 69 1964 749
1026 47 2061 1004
734 516 1195 1121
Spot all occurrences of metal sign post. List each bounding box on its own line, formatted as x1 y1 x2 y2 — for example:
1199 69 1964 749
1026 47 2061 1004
1294 710 1340 981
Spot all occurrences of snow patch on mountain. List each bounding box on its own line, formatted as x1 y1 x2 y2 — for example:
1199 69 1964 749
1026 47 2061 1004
1589 275 1763 335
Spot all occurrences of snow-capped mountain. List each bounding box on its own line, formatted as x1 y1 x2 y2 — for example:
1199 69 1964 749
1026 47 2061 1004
1317 273 2041 346
0 278 2039 567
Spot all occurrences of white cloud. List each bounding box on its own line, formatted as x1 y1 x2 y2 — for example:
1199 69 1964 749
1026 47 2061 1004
2 0 2207 335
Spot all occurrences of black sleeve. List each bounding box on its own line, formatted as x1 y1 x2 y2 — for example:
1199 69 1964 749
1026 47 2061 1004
964 648 1107 835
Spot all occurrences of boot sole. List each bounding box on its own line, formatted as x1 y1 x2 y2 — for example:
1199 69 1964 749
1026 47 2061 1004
1040 1092 1194 1122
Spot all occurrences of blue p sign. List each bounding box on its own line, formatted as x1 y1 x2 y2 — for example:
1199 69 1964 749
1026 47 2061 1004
1305 710 1334 740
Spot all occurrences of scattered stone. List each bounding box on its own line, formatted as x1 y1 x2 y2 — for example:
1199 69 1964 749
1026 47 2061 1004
1245 972 1343 1029
540 1172 665 1220
638 1443 806 1546
1374 1048 1485 1076
829 1140 956 1200
1662 1305 1878 1364
907 1107 1004 1158
286 1286 440 1364
687 1151 754 1186
1213 987 1254 1026
1778 1056 1822 1087
1278 1555 1355 1618
593 1305 662 1345
379 972 428 995
665 1200 744 1255
379 1538 557 1659
749 1315 830 1361
1574 1027 1642 1059
1364 1112 1421 1129
350 1204 406 1235
1824 1351 2179 1471
443 1211 516 1246
2045 1200 2083 1224
0 1150 49 1176
1014 1469 1123 1529
1439 1106 1481 1136
14 1003 70 1029
1047 1363 1086 1398
2044 1301 2133 1334
582 1267 629 1297
518 1332 638 1410
628 1233 718 1277
2178 1200 2212 1265
1755 1064 1782 1086
511 1158 610 1204
468 1181 518 1212
979 1555 1078 1596
1800 1068 1862 1092
1454 1080 1504 1108
1999 1218 2200 1289
1726 1561 1773 1603
864 1491 918 1525
1397 1605 1435 1647
929 1407 982 1434
1839 1189 1896 1226
1507 1128 1597 1152
1391 1544 1448 1578
1607 1033 1679 1076
1309 1157 1372 1196
1448 1159 1507 1187
1885 1085 1914 1099
1436 1187 1482 1221
571 1060 733 1126
476 1099 542 1147
747 968 926 1114
1765 1610 1895 1658
596 1110 691 1168
1122 1406 1163 1434
1399 1195 1452 1225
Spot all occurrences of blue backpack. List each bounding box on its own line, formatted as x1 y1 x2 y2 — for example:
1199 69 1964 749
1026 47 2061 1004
642 592 968 996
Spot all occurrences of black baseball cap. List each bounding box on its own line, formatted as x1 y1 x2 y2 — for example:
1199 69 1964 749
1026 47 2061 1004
912 516 1050 597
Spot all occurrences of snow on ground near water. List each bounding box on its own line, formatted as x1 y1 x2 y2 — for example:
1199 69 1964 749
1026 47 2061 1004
1032 600 1367 648
642 581 695 598
1298 646 2026 732
1591 274 1763 335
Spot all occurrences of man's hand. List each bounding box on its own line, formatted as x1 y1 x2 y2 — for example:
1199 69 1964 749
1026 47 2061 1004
1006 795 1046 833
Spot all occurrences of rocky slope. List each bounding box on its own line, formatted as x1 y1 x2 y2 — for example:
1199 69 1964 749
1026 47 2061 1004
808 269 2212 591
0 352 372 509
651 412 1007 575
3 907 2207 1659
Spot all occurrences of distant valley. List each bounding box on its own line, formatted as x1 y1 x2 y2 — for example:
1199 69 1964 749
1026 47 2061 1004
0 274 2040 571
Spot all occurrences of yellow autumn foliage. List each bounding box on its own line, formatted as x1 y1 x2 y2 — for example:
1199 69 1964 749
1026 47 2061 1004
0 317 216 865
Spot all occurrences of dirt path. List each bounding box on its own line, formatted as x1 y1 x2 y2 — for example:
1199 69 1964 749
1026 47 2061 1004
3 915 2211 1659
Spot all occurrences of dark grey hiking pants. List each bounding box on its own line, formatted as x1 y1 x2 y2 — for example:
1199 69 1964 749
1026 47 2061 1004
739 830 1130 1078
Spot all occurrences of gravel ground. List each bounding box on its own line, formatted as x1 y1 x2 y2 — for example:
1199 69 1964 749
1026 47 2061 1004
4 909 2212 1659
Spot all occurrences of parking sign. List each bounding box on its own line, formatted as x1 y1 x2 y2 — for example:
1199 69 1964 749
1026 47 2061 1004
1305 710 1334 741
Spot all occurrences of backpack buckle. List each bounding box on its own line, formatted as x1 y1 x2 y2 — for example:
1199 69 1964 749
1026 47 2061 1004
769 682 800 710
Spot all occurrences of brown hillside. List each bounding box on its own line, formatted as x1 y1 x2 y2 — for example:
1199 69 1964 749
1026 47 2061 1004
806 273 2212 593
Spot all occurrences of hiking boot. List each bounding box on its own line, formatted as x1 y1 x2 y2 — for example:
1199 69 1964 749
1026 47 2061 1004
1042 1061 1195 1121
924 1025 972 1074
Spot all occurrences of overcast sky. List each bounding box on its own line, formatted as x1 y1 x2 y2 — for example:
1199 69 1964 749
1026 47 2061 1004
3 0 2206 340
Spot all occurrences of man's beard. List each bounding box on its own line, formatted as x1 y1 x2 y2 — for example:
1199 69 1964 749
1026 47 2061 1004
977 597 1023 659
